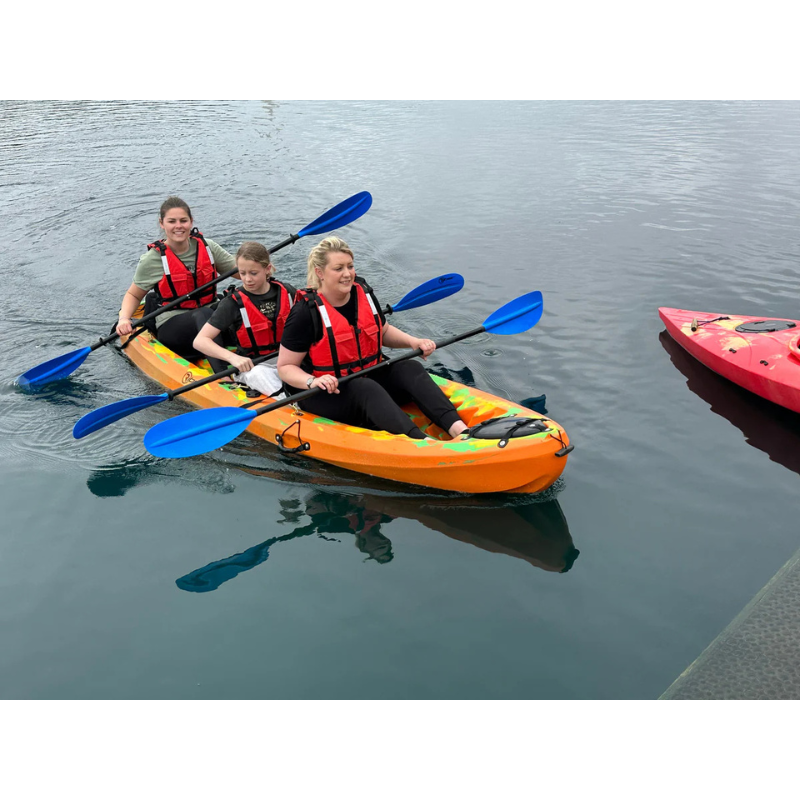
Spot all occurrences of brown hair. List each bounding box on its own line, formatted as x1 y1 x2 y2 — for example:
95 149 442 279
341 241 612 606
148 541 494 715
236 241 274 276
159 196 193 221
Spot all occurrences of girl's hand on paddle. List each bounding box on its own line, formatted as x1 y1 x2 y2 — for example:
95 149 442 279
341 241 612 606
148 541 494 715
116 318 133 336
312 375 339 394
413 338 436 359
230 354 254 373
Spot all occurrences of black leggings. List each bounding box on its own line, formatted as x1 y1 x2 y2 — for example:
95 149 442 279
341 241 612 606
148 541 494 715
296 360 462 439
156 307 226 366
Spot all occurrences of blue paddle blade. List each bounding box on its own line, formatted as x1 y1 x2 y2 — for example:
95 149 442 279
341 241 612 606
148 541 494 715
17 346 92 390
144 406 258 459
391 273 465 312
483 291 543 335
73 393 169 439
297 191 372 237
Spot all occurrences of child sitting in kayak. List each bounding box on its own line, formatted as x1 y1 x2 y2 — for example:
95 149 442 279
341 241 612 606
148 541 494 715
276 236 468 439
193 241 297 398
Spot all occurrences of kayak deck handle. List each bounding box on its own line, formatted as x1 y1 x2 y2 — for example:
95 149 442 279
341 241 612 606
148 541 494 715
275 419 311 454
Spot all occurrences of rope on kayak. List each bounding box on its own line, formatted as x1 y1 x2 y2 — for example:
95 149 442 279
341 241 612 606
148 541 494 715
691 316 730 332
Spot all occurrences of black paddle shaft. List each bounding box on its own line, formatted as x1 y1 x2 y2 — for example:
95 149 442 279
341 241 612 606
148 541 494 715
166 353 277 400
251 324 486 420
90 233 302 353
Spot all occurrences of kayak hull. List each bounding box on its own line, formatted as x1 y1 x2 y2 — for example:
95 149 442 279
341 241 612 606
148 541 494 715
659 307 800 414
120 317 571 494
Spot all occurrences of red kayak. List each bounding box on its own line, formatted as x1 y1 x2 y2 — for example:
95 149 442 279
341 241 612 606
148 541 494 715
659 307 800 414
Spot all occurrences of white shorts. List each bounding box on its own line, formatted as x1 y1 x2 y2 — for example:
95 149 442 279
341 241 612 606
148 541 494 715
235 362 285 400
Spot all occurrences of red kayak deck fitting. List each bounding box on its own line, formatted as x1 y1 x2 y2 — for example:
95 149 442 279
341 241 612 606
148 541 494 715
659 307 800 414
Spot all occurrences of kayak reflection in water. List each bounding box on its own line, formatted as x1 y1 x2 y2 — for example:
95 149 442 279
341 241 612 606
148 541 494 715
660 330 800 477
175 490 579 593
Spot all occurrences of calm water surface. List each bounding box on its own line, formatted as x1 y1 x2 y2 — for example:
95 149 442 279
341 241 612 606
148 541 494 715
2 100 800 699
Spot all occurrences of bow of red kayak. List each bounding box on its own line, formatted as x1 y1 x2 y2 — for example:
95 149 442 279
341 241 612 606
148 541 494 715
659 306 800 413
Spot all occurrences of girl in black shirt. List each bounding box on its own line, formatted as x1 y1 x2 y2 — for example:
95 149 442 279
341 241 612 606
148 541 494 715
194 242 296 397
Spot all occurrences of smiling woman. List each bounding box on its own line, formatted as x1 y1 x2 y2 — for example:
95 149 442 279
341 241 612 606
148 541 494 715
115 196 237 359
276 236 469 440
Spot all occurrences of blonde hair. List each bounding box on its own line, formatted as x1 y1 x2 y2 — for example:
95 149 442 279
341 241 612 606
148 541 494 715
236 241 274 277
306 236 354 290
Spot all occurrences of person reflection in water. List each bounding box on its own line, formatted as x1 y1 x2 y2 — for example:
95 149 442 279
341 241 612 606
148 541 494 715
174 490 579 594
302 493 394 564
175 493 394 593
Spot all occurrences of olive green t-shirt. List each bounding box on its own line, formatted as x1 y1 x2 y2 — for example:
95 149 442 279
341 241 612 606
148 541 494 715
133 238 237 327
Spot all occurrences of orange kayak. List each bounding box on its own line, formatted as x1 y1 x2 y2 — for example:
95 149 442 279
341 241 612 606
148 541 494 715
120 317 572 494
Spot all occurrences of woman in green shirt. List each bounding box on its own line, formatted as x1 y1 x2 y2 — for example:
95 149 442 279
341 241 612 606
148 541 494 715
115 196 236 358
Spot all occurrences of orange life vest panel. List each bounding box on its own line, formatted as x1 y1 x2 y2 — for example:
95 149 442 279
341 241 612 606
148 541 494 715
148 228 217 309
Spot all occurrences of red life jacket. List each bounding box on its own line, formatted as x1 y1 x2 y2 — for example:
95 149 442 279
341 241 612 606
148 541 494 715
148 228 217 309
298 278 383 378
232 280 293 356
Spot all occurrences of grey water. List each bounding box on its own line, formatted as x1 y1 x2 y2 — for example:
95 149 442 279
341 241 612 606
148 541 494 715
2 100 800 699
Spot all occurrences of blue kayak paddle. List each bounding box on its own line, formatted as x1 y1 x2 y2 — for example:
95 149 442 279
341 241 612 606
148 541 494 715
72 272 465 439
17 191 373 391
385 272 464 314
143 290 543 459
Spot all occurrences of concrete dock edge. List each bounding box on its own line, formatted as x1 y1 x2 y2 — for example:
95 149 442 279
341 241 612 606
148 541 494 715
661 545 800 699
